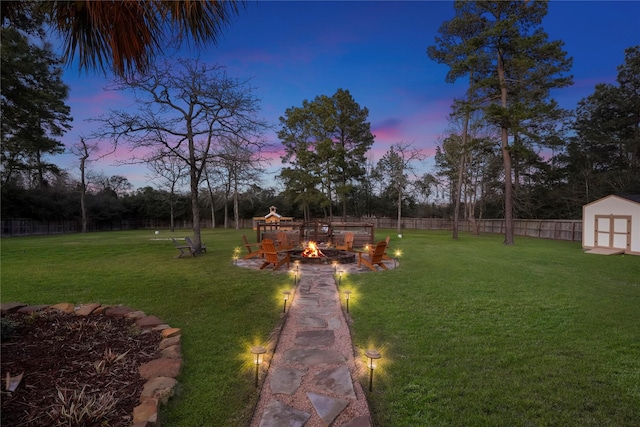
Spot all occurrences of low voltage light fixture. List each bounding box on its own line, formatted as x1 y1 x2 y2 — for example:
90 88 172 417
250 345 267 387
282 291 291 313
343 290 351 313
292 261 300 285
332 260 339 275
365 349 381 392
393 249 402 268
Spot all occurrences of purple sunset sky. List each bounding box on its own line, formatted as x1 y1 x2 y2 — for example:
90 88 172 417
55 1 640 189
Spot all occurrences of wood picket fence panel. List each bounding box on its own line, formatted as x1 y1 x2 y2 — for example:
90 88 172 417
1 217 582 242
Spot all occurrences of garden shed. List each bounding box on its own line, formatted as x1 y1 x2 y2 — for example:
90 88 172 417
582 195 640 255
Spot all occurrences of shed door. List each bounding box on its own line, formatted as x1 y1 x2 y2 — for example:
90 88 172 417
594 215 631 250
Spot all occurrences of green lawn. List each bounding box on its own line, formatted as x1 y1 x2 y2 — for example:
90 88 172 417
2 229 639 426
1 229 285 426
345 231 640 426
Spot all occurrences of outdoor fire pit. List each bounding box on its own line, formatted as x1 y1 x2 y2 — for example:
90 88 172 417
289 241 356 265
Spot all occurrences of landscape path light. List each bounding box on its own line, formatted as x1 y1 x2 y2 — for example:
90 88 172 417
393 249 402 268
365 349 381 392
250 345 267 387
293 261 300 285
332 260 339 275
343 290 351 313
282 291 291 313
338 269 343 286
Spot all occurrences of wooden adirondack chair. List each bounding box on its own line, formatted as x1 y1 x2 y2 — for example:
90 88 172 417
364 235 390 259
185 236 206 253
276 231 295 251
335 231 354 251
242 235 261 259
358 240 389 271
259 238 291 271
172 238 195 258
381 235 391 260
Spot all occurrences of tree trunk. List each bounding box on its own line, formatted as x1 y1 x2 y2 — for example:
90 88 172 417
210 192 216 229
341 169 347 221
233 179 240 230
453 111 470 240
170 201 175 232
501 126 514 245
80 156 87 233
453 72 475 240
453 150 464 240
304 202 310 222
190 177 202 251
467 156 479 235
203 168 216 230
497 49 515 245
223 192 229 229
188 134 202 252
327 181 333 222
396 189 402 236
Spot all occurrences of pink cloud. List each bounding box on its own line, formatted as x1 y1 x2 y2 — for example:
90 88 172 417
262 147 286 165
371 118 404 143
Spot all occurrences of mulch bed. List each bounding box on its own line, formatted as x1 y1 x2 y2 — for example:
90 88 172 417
1 311 161 427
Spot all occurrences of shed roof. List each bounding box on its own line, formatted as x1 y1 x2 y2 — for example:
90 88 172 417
584 194 640 207
264 205 282 218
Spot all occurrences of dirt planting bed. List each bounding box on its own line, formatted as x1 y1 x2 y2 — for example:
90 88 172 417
1 311 161 427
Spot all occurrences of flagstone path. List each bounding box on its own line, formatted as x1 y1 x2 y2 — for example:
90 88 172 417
236 256 396 427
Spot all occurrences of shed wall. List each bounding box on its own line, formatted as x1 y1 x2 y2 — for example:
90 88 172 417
582 196 640 254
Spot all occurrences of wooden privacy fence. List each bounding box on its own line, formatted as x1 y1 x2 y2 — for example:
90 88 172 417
1 217 582 242
339 217 583 242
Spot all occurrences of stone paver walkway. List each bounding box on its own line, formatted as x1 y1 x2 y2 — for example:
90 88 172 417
236 256 396 427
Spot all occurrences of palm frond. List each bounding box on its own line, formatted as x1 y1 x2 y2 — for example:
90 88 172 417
42 0 242 76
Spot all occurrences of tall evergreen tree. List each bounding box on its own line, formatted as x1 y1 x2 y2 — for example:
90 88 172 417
431 0 572 244
561 45 640 208
428 7 488 239
1 26 72 188
278 89 374 220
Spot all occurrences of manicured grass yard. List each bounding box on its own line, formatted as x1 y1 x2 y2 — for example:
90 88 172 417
345 231 640 426
2 229 639 426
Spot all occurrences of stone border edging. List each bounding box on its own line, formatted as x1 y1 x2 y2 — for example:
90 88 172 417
1 302 181 427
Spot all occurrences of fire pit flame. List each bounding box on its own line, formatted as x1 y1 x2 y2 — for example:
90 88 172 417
302 241 325 258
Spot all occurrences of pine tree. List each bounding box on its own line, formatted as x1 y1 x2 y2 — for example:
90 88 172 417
430 0 572 244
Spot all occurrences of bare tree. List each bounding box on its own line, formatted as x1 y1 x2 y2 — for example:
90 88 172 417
373 142 426 237
70 137 98 233
202 164 225 229
147 150 188 232
95 59 267 252
213 135 266 229
87 173 133 197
